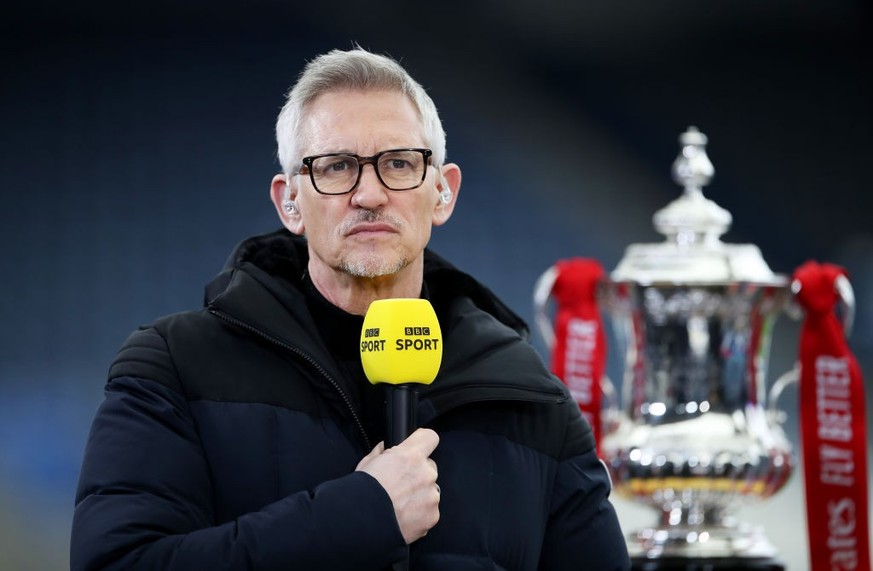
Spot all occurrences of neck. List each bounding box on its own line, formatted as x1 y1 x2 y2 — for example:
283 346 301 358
308 257 424 316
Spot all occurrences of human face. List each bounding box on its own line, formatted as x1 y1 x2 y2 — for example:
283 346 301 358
292 90 444 282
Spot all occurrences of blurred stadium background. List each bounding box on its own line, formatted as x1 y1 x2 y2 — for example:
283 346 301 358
1 2 870 568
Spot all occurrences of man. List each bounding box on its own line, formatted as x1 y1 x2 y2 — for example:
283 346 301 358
71 47 630 570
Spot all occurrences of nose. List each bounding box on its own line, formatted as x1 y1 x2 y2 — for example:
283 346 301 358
351 163 390 209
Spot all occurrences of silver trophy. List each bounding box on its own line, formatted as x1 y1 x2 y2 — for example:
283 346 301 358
599 126 795 569
534 127 860 569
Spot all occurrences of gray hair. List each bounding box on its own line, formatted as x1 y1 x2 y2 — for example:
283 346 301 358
276 48 447 176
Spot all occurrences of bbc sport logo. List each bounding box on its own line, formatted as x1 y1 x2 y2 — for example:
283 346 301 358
404 327 431 336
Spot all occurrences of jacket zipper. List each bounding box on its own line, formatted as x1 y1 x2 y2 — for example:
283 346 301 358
208 307 372 450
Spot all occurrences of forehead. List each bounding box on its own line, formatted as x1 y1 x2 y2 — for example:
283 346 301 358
300 90 426 154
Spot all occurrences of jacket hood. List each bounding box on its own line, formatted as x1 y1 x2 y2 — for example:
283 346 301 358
205 228 531 340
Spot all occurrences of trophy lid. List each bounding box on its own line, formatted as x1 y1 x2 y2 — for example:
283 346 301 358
611 126 787 286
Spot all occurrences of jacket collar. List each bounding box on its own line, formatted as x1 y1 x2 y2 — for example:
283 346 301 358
204 229 567 416
207 229 529 335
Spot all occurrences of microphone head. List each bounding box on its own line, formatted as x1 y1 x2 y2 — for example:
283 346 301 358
360 298 443 386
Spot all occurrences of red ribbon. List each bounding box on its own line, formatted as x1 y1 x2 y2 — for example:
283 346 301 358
548 258 606 453
794 260 870 571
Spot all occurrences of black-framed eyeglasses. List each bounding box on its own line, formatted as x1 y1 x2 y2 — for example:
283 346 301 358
299 148 433 195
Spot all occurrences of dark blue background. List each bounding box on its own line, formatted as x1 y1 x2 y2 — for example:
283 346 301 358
1 2 870 568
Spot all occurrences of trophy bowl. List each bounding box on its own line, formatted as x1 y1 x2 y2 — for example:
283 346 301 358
601 281 794 567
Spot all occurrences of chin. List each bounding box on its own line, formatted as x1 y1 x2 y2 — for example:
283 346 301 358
339 254 409 279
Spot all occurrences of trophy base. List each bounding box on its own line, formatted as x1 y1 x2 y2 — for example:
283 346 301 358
626 522 782 566
631 556 785 571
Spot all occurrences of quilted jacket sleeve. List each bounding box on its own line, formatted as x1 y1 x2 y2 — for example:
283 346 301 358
538 403 631 570
70 328 406 571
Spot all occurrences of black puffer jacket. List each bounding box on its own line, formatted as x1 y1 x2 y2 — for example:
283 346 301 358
71 230 630 570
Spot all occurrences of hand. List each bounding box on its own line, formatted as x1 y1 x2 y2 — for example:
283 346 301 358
355 428 441 544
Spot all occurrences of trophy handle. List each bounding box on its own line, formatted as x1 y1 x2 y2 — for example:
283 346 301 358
834 273 855 338
600 375 621 434
769 274 856 423
767 364 799 425
532 265 559 350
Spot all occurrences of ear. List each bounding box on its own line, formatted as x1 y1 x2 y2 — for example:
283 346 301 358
270 174 305 235
432 163 461 226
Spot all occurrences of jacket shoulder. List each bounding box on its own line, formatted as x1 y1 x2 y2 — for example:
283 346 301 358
108 311 212 394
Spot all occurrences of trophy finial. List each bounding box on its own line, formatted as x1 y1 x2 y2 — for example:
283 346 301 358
672 126 714 194
653 126 731 245
611 126 783 286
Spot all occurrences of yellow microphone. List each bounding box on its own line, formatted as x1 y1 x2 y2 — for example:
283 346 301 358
360 298 443 447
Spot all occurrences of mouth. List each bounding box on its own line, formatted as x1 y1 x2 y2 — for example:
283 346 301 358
344 222 398 237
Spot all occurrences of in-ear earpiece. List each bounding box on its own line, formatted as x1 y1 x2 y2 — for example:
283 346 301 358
282 182 297 214
438 176 453 205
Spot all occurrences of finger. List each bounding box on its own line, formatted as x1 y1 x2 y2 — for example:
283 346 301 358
368 441 385 457
355 441 385 471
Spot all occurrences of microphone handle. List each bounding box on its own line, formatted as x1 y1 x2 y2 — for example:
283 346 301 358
384 385 419 571
385 384 418 448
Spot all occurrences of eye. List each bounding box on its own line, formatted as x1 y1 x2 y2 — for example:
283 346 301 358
314 155 357 177
379 151 418 172
389 158 412 170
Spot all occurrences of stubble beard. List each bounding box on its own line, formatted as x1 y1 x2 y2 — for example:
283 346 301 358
339 253 409 278
337 209 410 278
